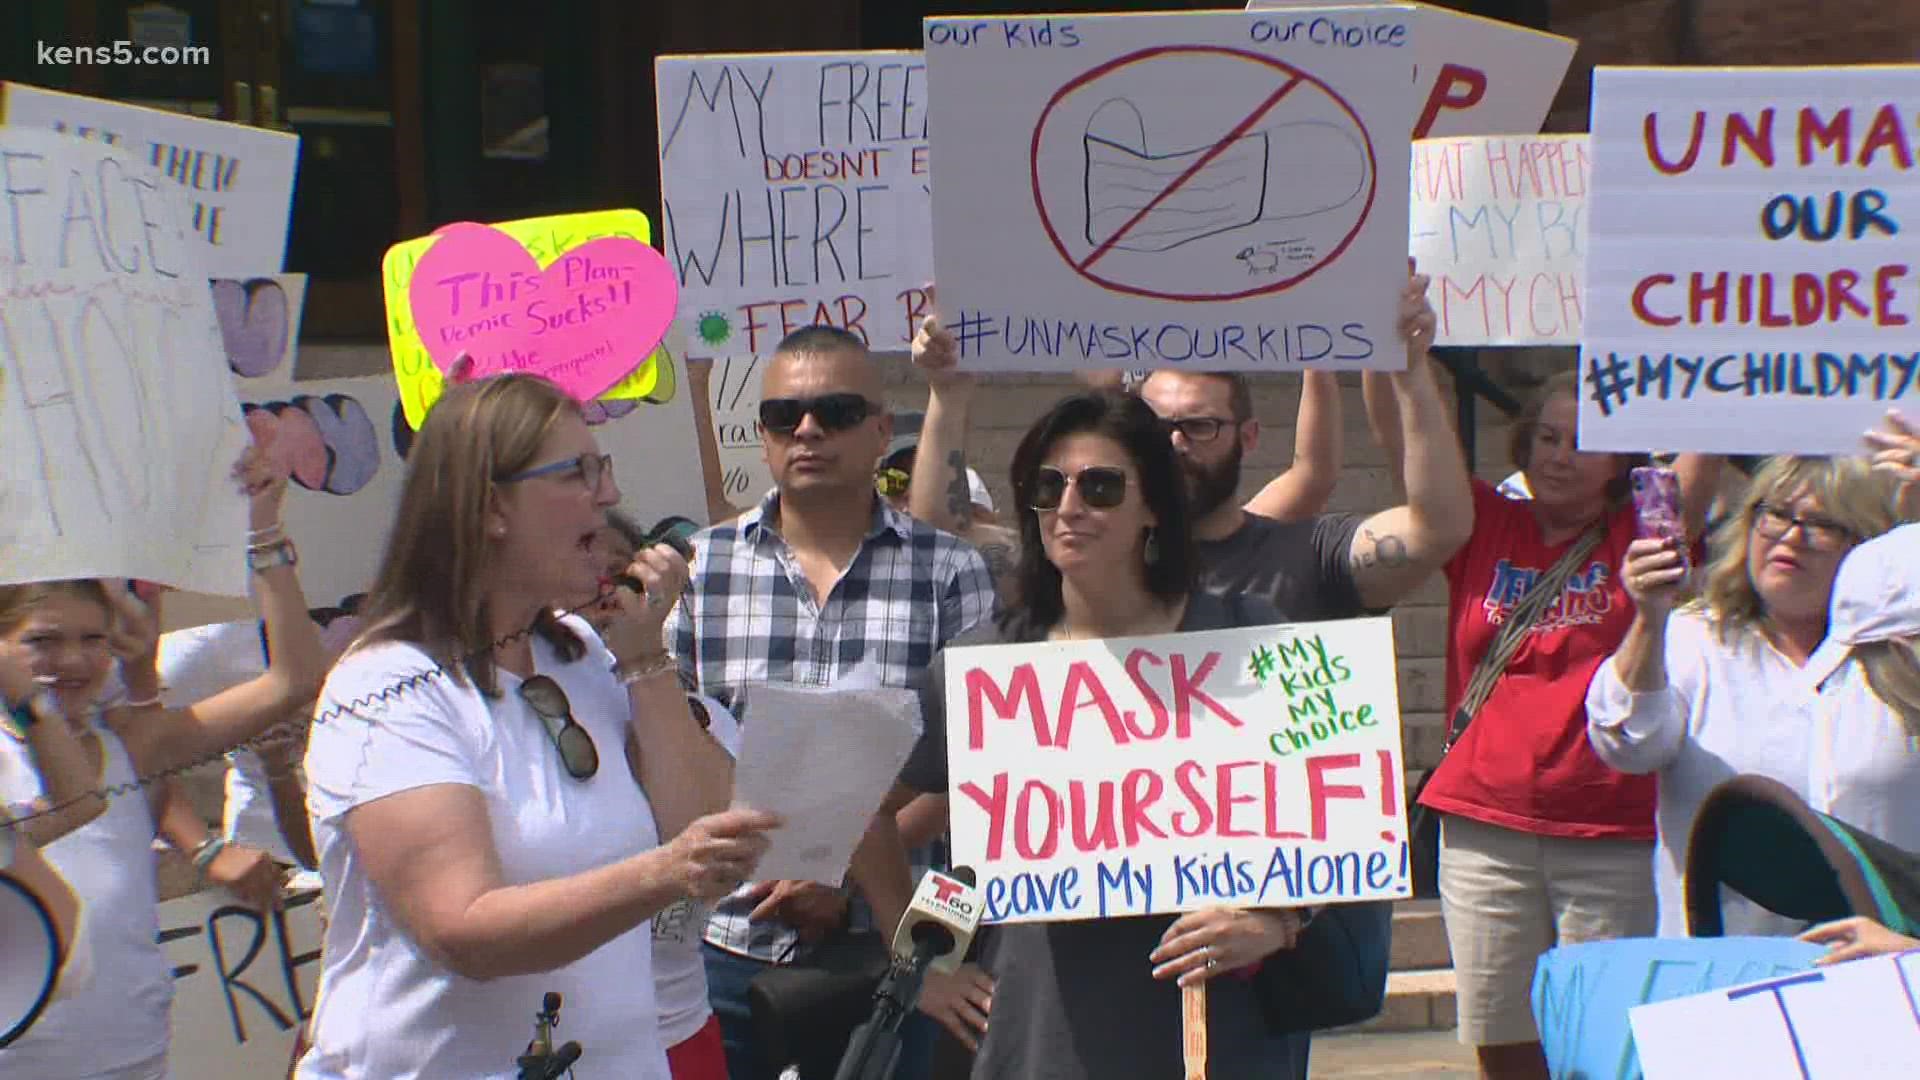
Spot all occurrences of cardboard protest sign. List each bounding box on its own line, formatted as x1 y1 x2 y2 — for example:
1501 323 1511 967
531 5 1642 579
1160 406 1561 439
925 9 1414 374
656 51 934 356
1530 937 1824 1080
699 353 774 505
945 618 1408 924
382 210 679 428
1628 947 1920 1078
161 887 324 1078
213 274 308 388
1247 3 1574 141
1410 134 1587 346
1 82 300 275
1581 68 1920 454
0 127 251 596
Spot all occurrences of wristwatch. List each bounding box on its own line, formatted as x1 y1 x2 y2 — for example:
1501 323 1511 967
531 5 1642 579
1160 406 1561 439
246 539 299 573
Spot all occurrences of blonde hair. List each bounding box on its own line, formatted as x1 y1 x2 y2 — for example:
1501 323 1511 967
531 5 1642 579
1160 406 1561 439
353 375 585 696
1692 456 1896 641
0 581 114 637
1858 639 1920 739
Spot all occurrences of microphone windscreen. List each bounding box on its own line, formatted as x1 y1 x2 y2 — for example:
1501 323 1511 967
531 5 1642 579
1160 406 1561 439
543 991 562 1013
949 866 978 887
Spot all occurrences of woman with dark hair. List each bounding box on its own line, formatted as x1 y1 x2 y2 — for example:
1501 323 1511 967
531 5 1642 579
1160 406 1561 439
889 390 1314 1079
298 374 777 1079
1365 368 1720 1080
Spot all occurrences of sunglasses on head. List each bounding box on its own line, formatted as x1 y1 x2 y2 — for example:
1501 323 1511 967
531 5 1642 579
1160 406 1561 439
875 466 911 498
1029 465 1128 511
758 393 878 436
519 675 599 781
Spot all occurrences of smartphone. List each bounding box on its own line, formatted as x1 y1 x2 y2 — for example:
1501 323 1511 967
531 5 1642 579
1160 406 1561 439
1630 466 1687 556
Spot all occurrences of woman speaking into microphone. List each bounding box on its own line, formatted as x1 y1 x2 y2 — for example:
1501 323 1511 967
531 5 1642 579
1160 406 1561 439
298 374 777 1080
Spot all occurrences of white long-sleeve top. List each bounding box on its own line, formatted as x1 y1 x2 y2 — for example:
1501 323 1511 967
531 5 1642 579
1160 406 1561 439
1586 606 1920 937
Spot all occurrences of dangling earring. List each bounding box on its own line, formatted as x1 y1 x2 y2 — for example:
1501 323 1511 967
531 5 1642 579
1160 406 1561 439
1142 526 1160 566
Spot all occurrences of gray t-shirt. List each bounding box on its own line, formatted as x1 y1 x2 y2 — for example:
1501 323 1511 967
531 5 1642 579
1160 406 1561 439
902 592 1309 1080
1195 510 1369 621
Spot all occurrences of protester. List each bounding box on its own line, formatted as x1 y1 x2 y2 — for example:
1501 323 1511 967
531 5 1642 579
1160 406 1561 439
667 326 995 1080
0 444 330 1080
1371 365 1719 1079
910 266 1467 625
1590 420 1916 937
297 374 775 1079
890 389 1314 1077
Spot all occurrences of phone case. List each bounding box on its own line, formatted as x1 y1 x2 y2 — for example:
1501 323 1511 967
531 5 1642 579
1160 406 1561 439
1630 466 1685 547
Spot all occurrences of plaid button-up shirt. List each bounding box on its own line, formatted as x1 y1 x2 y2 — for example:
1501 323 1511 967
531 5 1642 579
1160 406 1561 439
667 491 996 962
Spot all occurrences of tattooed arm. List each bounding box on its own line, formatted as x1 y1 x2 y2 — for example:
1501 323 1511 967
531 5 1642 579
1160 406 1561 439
1348 327 1473 609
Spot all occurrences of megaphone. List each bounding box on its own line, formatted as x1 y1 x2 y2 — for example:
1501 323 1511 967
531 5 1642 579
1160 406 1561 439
1 830 87 1048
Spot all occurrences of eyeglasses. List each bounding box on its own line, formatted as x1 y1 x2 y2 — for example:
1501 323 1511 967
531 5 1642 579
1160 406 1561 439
519 675 599 780
1030 465 1128 511
875 466 911 498
758 393 878 436
1159 416 1238 443
1752 502 1855 549
497 453 613 490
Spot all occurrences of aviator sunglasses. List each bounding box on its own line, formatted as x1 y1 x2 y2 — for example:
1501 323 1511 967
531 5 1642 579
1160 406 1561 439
1029 465 1128 511
519 675 599 781
758 393 879 436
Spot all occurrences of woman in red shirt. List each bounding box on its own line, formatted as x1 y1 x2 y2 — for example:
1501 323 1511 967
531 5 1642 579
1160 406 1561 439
1378 370 1717 1080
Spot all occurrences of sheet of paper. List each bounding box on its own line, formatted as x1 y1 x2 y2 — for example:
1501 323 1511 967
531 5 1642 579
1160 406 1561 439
731 682 923 885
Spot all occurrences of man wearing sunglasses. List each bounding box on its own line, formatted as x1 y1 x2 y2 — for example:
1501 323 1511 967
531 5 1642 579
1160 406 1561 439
666 325 996 1080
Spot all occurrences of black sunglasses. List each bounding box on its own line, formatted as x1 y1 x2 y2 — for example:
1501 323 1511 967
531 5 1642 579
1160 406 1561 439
758 393 878 436
497 453 613 489
1030 465 1128 511
520 675 599 781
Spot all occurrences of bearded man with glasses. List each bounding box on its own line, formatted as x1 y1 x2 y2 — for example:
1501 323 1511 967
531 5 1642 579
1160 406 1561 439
665 325 996 1080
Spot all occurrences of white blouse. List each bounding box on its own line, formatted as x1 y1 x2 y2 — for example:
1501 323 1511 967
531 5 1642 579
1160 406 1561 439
1587 604 1920 937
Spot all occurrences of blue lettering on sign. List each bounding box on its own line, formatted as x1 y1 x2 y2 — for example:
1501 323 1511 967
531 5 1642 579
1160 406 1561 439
949 309 1376 367
1095 857 1153 916
927 19 1078 47
1583 350 1919 418
983 867 1083 921
1256 845 1370 902
1173 852 1258 904
1250 16 1408 48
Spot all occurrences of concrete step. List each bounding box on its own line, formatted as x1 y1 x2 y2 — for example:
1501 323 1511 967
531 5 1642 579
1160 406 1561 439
1389 899 1451 972
1353 968 1458 1034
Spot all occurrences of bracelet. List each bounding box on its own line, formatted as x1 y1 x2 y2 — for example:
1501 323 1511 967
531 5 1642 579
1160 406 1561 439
612 653 680 687
247 522 285 540
122 692 164 709
191 835 228 875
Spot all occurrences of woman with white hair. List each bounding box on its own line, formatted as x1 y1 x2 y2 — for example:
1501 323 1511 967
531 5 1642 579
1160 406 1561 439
1588 419 1918 937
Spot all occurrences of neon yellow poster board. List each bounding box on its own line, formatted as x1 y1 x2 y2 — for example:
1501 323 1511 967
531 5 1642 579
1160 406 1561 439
383 209 677 428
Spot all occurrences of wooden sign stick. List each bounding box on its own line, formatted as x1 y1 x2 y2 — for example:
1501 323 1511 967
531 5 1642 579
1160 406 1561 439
1182 981 1208 1080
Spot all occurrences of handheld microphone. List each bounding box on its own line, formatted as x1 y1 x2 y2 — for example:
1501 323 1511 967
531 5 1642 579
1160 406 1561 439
516 992 567 1079
889 868 984 976
834 868 983 1080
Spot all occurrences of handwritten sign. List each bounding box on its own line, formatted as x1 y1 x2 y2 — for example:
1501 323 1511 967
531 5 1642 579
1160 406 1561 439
1629 948 1920 1078
655 52 934 355
1 82 300 275
1410 134 1587 346
405 222 677 401
0 127 251 596
382 210 678 429
1248 2 1573 141
1580 68 1920 454
1531 937 1824 1080
944 618 1408 924
160 887 324 1078
926 9 1414 374
700 353 774 504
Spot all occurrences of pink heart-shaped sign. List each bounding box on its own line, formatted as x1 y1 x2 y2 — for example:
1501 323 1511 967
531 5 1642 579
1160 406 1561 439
407 223 678 401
